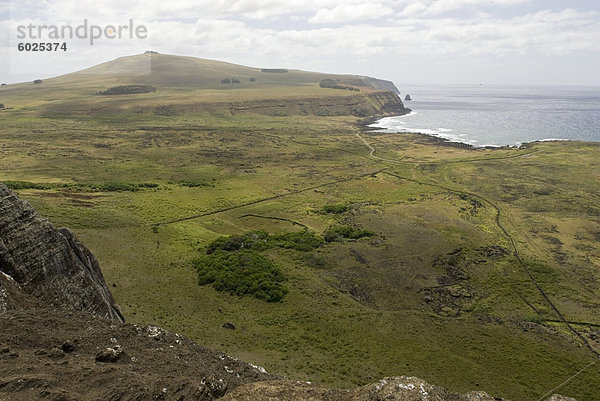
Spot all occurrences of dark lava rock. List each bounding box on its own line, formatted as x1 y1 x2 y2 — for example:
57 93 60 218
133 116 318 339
223 322 236 330
61 342 75 353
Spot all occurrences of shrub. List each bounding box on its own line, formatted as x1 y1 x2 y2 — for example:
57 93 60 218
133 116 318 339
33 79 42 84
0 103 5 109
221 78 231 84
249 77 256 82
206 230 271 254
2 181 158 192
193 250 287 302
206 230 323 254
321 204 348 214
231 79 241 84
323 225 374 242
271 231 324 252
98 85 156 95
3 181 52 190
525 313 543 324
301 253 328 269
178 180 210 188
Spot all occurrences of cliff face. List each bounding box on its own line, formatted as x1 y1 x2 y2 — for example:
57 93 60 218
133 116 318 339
360 77 401 95
151 91 409 118
0 183 124 322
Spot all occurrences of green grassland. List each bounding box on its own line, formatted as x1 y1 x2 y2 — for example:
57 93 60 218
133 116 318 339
1 54 599 401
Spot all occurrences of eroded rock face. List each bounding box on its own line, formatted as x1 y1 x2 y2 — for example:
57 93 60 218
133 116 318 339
0 271 39 312
0 184 124 321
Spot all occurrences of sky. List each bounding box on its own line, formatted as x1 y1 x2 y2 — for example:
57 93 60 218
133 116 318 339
1 0 600 85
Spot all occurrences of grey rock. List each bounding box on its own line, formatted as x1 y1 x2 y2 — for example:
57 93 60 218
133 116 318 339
0 184 124 321
546 395 578 401
95 346 123 363
223 321 236 330
350 376 503 401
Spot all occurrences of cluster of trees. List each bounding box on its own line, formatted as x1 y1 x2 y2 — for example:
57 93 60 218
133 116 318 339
206 229 324 254
320 203 349 214
98 85 156 95
195 229 325 302
194 223 375 301
177 180 211 188
319 79 359 91
221 78 241 84
194 250 288 302
323 224 374 242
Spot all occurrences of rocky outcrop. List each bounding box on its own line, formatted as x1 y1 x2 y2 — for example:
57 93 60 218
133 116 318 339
223 376 580 401
0 271 39 313
221 376 507 401
0 184 124 322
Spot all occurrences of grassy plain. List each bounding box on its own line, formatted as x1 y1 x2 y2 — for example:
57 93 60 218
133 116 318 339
1 54 599 401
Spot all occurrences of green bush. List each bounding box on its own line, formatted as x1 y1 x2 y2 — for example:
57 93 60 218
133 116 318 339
3 181 52 190
271 231 324 251
193 250 287 302
323 225 374 242
525 313 543 324
321 203 349 214
2 181 158 192
301 253 328 268
178 180 211 188
206 230 323 254
98 85 156 95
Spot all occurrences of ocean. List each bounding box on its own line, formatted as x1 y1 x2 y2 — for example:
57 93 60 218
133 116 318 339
369 84 600 147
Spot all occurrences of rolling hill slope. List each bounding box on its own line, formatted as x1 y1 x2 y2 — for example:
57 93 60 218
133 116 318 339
0 53 405 117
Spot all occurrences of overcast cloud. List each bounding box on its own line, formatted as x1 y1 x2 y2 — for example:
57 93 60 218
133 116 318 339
1 0 599 85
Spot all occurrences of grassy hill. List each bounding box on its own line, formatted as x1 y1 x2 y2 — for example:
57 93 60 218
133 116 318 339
0 53 402 114
0 53 599 401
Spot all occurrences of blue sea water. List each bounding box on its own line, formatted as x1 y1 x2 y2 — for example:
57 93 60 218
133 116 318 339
369 85 600 147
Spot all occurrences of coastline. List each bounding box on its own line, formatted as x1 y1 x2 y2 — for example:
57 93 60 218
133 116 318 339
362 114 586 150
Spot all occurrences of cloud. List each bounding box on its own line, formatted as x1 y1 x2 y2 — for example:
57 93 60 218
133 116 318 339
425 0 533 15
2 0 599 84
308 3 394 24
398 3 428 17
